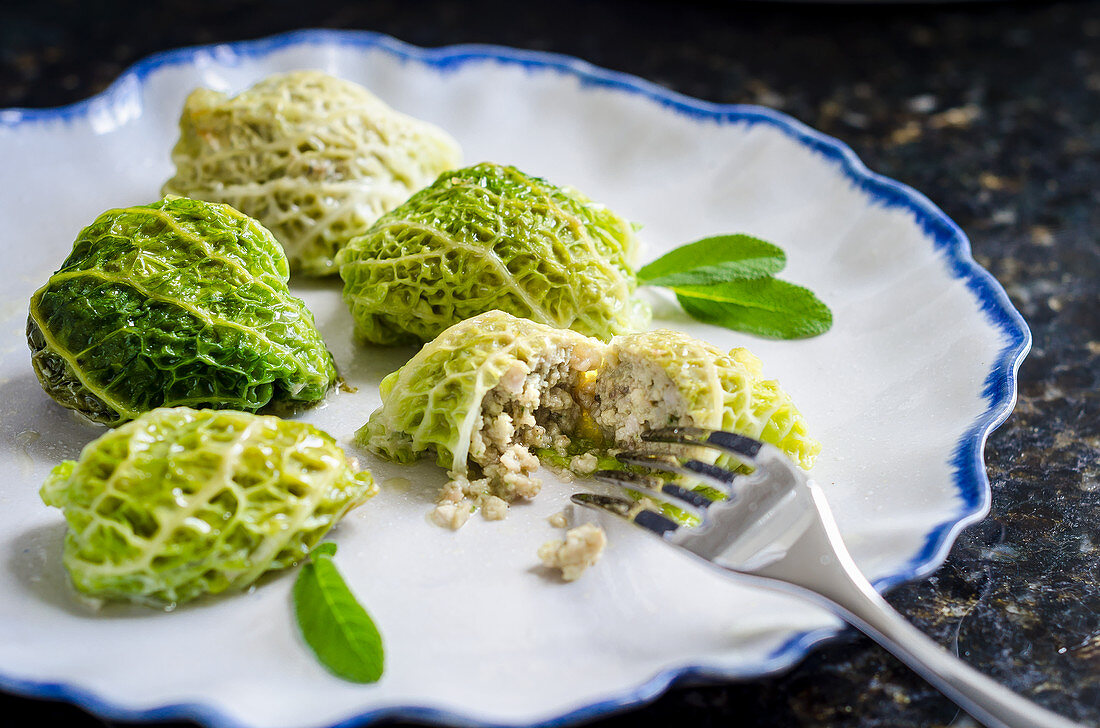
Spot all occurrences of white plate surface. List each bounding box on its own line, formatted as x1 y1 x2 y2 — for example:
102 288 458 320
0 30 1028 728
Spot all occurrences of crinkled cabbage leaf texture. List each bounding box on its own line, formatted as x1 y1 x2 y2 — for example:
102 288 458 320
27 197 337 426
162 70 462 276
40 407 376 607
337 162 651 345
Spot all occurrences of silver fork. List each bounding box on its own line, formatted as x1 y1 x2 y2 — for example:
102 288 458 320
573 426 1083 728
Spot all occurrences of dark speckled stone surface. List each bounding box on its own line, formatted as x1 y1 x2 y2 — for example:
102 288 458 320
1 1 1098 726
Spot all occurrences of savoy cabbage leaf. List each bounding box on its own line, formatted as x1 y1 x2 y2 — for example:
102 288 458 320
40 407 376 608
162 70 461 276
27 197 338 426
337 162 651 345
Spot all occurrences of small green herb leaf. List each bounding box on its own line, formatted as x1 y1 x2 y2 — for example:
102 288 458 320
637 234 786 287
294 542 384 683
674 279 833 339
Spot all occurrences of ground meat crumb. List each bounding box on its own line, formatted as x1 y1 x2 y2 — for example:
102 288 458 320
570 453 599 474
481 495 509 521
430 502 472 530
555 469 576 483
465 478 490 498
548 510 570 528
538 523 606 581
438 480 465 503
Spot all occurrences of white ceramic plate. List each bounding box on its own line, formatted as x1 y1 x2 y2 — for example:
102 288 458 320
0 30 1028 728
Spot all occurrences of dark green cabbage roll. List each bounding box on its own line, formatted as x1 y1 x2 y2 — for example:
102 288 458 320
28 197 337 425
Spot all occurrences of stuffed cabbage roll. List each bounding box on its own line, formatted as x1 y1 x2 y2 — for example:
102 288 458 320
41 407 376 607
162 70 461 275
27 197 337 426
337 162 650 345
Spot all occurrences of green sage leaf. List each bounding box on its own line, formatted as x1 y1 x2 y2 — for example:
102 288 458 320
674 279 833 339
294 542 384 683
637 234 786 287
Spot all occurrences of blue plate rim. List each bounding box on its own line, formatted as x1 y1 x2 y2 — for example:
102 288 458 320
0 28 1031 728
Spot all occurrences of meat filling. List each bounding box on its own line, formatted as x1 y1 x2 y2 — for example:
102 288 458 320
430 338 703 531
432 349 586 527
589 355 691 448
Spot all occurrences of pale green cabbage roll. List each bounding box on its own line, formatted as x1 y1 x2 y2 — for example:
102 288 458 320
163 70 461 276
41 407 375 607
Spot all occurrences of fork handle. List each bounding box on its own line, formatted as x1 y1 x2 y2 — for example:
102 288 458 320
745 485 1083 728
783 578 1081 728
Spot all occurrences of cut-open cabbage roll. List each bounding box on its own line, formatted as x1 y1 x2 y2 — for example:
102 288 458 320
360 311 819 526
360 311 605 526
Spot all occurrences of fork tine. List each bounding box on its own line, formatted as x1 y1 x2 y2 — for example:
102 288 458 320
591 468 667 492
642 426 764 461
593 469 715 511
571 493 681 538
616 451 740 492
